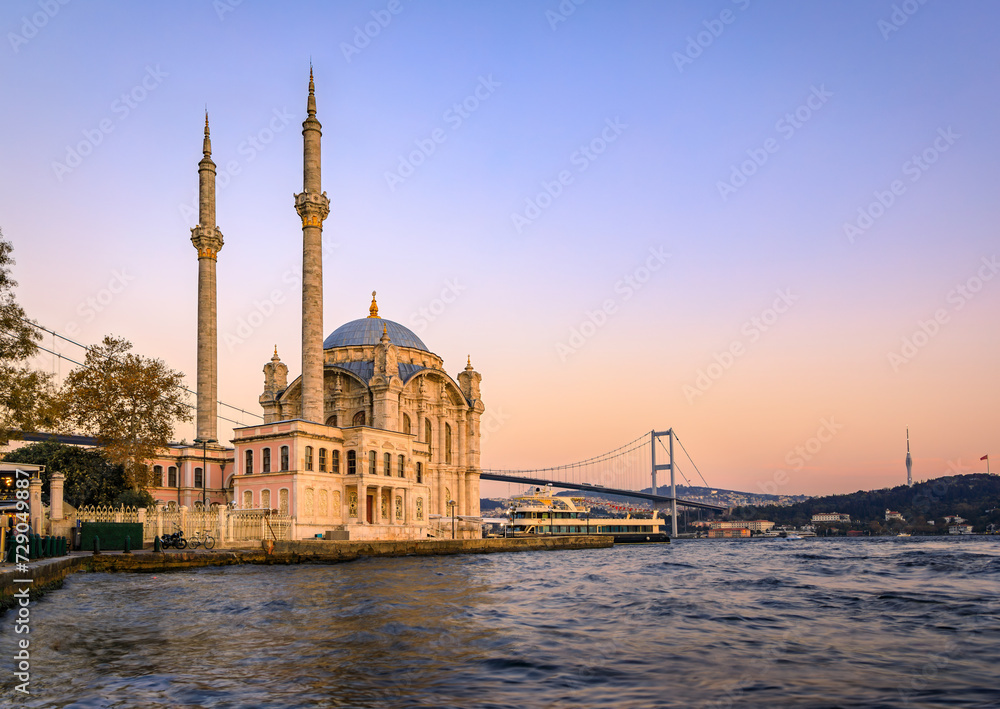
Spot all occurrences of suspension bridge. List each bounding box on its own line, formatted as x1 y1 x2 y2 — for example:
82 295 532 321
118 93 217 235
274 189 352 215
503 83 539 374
482 429 725 535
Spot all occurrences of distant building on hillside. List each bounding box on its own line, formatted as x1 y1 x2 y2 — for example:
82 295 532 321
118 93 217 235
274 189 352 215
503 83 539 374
948 524 974 535
707 528 750 538
885 509 904 522
811 512 851 523
943 515 967 525
710 520 775 532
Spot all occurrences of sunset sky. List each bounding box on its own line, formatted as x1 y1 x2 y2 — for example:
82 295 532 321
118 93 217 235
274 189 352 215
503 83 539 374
2 1 997 497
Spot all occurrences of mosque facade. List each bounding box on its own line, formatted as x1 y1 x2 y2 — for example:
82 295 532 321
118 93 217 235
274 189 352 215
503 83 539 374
145 71 484 540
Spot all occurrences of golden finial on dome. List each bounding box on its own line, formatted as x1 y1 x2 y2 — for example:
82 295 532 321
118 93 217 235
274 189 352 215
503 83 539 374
466 355 473 371
368 290 379 318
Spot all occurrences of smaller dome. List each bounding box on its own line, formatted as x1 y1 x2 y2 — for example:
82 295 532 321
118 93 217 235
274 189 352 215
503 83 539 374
323 318 428 352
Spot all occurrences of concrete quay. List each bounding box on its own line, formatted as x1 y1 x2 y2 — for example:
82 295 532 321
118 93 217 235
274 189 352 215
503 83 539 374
1 536 612 611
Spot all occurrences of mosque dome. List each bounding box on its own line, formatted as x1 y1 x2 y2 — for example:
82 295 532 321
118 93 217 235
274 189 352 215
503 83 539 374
323 317 428 351
322 292 428 351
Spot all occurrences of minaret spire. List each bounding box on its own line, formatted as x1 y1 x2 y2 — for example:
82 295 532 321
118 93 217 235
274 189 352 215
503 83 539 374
295 66 330 423
203 110 211 157
191 113 224 443
307 65 316 117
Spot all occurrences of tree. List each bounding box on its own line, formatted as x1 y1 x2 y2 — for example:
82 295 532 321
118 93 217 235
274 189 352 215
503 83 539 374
61 335 192 491
2 440 128 507
0 231 61 444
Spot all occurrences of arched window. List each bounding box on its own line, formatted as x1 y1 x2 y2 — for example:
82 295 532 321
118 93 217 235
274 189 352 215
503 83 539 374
402 414 411 435
425 419 433 459
445 423 453 464
318 448 327 472
326 414 338 427
262 447 271 473
244 451 253 475
347 450 356 474
416 462 422 484
280 446 289 471
243 490 252 508
262 489 271 509
384 452 391 476
353 411 366 426
168 466 177 487
305 446 314 471
398 455 405 478
194 467 204 488
279 489 289 515
332 450 341 474
154 465 164 486
368 450 376 475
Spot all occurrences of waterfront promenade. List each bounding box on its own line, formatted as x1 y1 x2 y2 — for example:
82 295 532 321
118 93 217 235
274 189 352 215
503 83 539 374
1 535 612 612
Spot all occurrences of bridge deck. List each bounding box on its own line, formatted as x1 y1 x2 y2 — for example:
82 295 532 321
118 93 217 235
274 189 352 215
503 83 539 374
479 472 725 512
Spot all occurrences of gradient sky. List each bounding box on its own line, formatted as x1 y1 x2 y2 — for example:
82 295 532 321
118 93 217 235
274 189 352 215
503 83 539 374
1 1 997 497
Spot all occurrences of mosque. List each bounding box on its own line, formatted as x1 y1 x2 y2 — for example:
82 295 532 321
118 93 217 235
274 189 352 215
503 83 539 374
145 71 485 540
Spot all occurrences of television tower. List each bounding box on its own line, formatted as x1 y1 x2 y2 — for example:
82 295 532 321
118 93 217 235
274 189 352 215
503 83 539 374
905 428 913 487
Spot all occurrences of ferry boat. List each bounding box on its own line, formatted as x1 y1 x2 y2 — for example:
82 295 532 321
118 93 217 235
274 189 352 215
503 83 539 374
507 486 669 543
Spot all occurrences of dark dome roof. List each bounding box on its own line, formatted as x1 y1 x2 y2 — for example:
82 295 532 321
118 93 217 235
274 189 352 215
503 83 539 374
323 317 428 352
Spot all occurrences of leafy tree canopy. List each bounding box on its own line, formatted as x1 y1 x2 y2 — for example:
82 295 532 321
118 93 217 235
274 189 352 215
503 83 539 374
3 440 128 508
61 335 192 491
0 231 61 444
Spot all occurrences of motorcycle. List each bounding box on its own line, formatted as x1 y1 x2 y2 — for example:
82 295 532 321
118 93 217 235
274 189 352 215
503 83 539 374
159 527 187 549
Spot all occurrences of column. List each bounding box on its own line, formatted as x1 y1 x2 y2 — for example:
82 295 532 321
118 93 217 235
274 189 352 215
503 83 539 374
49 472 65 522
356 481 365 525
373 485 382 524
295 68 330 423
191 115 223 442
29 476 42 534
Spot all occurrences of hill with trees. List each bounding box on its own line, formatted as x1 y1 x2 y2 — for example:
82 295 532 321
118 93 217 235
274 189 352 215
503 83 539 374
730 474 1000 533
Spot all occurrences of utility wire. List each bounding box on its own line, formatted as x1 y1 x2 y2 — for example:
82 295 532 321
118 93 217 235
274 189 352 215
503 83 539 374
16 317 262 422
5 329 252 429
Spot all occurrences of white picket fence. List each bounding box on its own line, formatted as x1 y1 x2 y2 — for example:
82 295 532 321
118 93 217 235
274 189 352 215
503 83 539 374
75 505 294 546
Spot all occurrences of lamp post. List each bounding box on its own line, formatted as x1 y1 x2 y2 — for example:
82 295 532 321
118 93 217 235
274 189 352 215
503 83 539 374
194 437 217 509
448 499 457 539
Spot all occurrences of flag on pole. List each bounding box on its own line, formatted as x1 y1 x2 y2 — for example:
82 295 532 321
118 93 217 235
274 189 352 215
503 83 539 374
982 455 989 461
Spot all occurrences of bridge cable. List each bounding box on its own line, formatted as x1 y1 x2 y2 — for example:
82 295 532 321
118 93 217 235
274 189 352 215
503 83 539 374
481 432 650 476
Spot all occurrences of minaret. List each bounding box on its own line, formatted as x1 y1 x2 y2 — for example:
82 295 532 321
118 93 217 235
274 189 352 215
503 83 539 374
906 428 913 487
295 67 330 423
190 112 224 442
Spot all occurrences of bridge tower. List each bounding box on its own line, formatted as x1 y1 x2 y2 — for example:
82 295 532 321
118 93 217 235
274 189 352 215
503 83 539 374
650 429 676 536
190 112 224 444
295 67 331 423
906 428 912 487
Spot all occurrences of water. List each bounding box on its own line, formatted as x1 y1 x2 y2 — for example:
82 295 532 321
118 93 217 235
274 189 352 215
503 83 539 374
2 537 999 708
